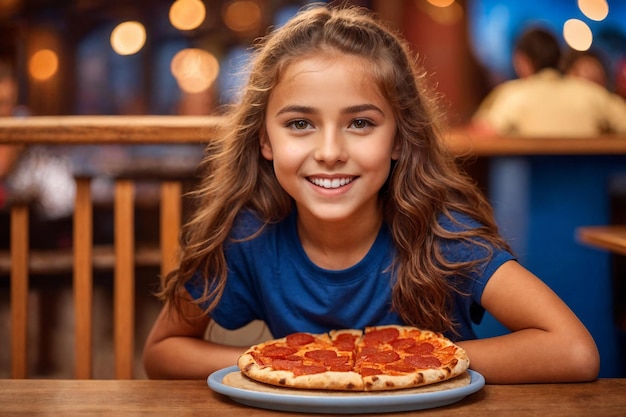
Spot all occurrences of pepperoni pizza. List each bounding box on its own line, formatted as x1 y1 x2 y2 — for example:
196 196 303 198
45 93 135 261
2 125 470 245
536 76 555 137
237 325 470 391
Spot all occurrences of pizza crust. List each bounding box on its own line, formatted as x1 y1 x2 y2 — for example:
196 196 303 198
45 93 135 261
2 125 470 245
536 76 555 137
223 370 472 396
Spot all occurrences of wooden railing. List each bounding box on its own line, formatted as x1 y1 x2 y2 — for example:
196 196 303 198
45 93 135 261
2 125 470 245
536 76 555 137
0 116 221 379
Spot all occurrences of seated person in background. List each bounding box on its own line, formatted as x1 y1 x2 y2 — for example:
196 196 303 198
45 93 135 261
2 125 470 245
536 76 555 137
0 60 74 220
560 48 609 89
469 27 626 137
0 61 24 207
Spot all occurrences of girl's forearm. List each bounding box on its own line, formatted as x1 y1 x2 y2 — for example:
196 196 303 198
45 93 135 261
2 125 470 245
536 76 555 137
457 328 599 384
143 336 245 380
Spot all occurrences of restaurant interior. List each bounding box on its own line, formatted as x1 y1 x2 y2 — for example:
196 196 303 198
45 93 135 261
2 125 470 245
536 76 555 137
1 0 625 381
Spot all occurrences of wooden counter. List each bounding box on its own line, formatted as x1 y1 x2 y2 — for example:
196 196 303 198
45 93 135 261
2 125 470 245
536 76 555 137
577 225 626 256
445 131 626 156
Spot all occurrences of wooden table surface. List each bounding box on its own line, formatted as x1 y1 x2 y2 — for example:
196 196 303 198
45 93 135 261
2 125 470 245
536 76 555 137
0 378 624 416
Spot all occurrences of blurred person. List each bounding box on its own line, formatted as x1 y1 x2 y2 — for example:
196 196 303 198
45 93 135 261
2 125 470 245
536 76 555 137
0 60 25 207
0 60 74 220
561 48 609 89
469 27 626 137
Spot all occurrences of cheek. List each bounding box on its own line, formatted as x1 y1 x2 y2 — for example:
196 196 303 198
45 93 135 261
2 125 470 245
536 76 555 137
271 143 308 176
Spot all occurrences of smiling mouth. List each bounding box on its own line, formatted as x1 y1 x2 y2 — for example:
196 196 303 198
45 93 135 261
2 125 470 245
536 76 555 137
308 177 355 189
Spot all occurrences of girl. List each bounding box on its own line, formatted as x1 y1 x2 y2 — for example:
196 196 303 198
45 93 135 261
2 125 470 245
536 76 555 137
143 5 599 383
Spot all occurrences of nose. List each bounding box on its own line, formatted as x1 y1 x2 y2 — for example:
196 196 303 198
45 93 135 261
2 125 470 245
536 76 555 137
314 127 347 165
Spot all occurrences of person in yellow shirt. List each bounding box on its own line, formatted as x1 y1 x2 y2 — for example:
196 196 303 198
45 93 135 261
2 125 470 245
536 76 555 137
471 27 626 137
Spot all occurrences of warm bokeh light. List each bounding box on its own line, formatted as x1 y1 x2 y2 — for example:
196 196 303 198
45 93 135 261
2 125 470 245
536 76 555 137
169 0 206 31
417 0 463 25
577 0 609 22
110 21 146 55
222 0 262 33
426 0 455 8
170 48 220 93
563 19 593 51
29 49 59 81
428 1 463 25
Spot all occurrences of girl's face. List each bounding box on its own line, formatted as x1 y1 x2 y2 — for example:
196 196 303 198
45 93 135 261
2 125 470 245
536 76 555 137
262 53 399 225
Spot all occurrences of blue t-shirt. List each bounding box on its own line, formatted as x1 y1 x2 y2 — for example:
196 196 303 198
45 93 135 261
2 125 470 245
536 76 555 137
185 210 515 341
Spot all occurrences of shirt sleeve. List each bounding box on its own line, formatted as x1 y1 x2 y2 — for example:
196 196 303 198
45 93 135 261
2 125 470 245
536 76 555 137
183 212 266 329
438 212 516 335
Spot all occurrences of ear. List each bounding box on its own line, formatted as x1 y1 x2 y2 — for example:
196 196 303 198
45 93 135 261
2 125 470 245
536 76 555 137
391 138 401 161
260 129 274 160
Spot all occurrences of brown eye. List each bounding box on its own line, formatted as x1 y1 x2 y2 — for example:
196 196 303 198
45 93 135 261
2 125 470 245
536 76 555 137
288 119 311 130
350 119 373 129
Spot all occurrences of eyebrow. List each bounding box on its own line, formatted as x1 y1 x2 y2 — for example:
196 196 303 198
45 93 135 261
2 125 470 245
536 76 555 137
275 103 384 117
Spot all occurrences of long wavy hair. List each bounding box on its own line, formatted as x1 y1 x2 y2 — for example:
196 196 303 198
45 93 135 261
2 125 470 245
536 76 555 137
159 4 510 334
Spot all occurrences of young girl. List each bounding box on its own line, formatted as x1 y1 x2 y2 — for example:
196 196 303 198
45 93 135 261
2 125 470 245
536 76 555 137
143 5 599 383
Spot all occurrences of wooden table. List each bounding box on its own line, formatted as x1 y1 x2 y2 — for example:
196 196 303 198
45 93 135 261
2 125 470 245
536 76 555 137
0 378 624 416
577 225 626 256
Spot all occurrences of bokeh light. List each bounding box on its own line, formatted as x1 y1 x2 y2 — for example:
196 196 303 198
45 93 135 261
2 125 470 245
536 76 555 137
417 0 463 25
169 0 206 31
110 21 146 56
426 0 455 8
563 19 593 51
577 0 609 21
222 0 262 33
29 49 59 81
170 48 220 93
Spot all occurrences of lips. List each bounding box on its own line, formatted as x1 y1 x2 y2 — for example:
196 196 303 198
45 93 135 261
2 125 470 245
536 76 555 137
308 177 354 189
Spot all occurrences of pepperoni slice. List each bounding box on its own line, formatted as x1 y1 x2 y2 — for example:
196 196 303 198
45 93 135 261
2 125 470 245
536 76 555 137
251 352 273 366
299 365 328 375
385 364 415 374
390 338 416 350
359 367 382 376
304 349 338 361
358 346 378 356
271 358 304 371
404 342 434 355
363 327 400 345
333 334 358 351
361 350 400 364
328 363 353 372
324 356 351 371
261 345 298 358
286 332 316 347
404 354 441 369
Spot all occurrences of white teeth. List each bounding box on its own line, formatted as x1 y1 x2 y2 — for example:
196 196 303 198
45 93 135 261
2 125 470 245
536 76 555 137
310 177 352 189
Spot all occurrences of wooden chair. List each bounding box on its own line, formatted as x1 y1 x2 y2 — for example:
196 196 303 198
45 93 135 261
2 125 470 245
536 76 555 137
2 115 217 379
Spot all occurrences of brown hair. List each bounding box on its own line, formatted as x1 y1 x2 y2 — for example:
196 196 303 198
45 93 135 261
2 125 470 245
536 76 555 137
160 4 510 334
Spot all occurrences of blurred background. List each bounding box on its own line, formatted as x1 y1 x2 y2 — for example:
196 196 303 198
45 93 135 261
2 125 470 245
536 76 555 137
1 0 625 121
1 0 625 379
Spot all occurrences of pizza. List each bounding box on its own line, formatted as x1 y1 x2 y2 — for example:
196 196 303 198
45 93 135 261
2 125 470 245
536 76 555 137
237 324 470 391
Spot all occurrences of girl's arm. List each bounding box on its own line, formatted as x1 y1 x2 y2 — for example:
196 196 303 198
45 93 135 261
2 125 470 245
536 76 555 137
457 260 600 384
142 296 246 379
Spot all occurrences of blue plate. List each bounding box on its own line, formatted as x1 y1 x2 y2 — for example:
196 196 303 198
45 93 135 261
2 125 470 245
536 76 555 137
207 366 484 414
